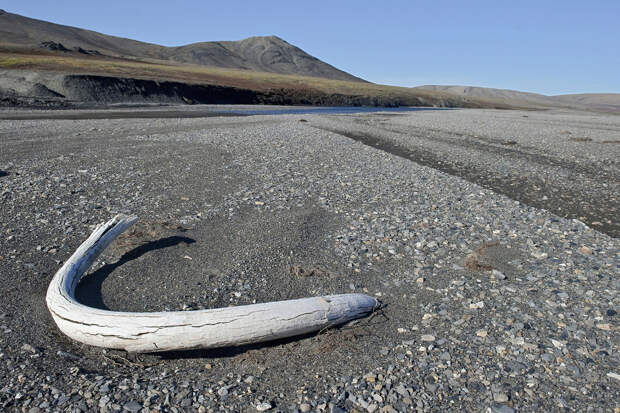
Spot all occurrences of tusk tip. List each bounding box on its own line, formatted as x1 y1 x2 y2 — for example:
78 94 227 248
111 214 138 225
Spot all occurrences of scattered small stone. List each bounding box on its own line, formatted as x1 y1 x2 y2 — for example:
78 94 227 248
421 334 435 342
123 401 143 412
541 353 554 362
21 343 37 353
256 401 273 411
607 372 620 382
490 404 515 413
578 246 593 255
56 350 80 360
492 269 506 280
551 339 565 348
476 329 488 338
364 373 376 383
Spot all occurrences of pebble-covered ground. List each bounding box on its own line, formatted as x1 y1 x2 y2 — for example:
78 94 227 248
0 107 618 412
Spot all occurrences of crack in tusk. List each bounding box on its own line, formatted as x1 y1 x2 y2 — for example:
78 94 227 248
281 310 326 322
82 332 140 340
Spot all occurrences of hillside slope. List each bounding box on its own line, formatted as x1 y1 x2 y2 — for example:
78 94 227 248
550 93 620 112
414 85 620 113
0 9 364 82
413 85 560 107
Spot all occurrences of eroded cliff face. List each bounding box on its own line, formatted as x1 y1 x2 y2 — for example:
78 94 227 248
2 70 474 108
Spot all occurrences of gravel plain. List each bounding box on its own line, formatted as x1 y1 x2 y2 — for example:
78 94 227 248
0 107 618 412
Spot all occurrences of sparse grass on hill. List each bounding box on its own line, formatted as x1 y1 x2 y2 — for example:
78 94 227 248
0 50 520 109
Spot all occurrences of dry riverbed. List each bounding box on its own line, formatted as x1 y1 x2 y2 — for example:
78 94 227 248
0 107 618 412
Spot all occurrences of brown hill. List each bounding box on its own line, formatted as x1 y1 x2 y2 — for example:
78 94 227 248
550 93 620 112
0 9 364 82
414 85 620 113
414 85 562 108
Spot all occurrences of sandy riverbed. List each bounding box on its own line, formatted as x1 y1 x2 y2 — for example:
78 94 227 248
0 107 617 412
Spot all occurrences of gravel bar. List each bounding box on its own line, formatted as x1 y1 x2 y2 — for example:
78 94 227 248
0 107 618 412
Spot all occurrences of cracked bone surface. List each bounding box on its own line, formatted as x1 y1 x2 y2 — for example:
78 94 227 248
46 214 380 353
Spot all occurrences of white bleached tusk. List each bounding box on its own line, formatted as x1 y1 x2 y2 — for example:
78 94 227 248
46 214 380 353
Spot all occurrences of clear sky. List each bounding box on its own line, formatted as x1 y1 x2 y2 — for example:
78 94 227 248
3 0 619 95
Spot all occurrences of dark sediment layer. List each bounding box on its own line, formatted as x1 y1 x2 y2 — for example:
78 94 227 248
1 74 487 110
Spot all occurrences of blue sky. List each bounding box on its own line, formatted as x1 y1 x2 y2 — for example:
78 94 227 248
3 1 619 95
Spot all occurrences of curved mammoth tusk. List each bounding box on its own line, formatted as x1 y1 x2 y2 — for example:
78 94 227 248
46 214 380 353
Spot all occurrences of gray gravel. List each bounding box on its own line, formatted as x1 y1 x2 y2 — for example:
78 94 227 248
0 107 618 412
311 109 620 237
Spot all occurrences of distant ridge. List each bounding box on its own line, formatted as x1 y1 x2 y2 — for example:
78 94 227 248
549 93 620 112
414 85 620 112
414 85 560 107
0 10 365 82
